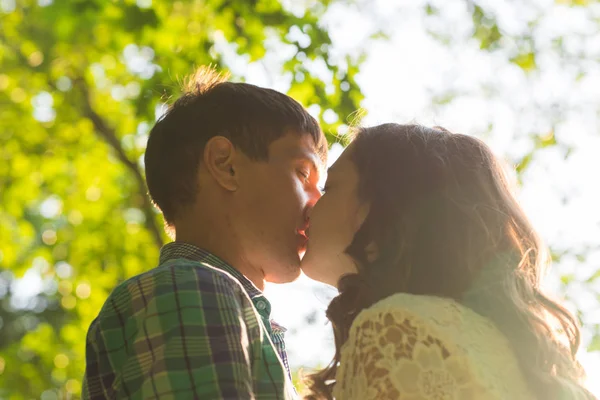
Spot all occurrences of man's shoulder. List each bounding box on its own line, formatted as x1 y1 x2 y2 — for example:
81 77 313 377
123 258 244 291
96 259 248 321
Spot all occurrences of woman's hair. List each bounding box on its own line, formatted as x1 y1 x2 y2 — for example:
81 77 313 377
304 124 593 399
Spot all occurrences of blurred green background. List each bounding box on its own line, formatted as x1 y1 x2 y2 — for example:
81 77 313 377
1 0 599 398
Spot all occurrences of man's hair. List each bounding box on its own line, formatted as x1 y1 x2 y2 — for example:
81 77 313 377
144 67 327 226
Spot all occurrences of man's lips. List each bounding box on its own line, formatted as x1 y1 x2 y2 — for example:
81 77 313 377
297 222 309 237
297 229 309 249
297 231 308 241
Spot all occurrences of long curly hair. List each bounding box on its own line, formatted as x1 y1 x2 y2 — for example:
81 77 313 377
304 124 594 399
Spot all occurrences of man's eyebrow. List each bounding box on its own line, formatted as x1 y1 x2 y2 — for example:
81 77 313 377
294 152 324 175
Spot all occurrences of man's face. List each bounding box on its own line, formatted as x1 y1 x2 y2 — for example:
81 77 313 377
233 132 324 283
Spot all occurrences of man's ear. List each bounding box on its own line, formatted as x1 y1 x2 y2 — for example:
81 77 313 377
203 136 238 191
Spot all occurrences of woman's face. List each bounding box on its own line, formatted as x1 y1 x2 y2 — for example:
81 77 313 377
301 144 369 287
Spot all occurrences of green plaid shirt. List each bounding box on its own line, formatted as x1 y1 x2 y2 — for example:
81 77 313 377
83 242 296 399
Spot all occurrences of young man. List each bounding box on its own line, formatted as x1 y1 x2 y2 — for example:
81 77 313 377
82 68 327 399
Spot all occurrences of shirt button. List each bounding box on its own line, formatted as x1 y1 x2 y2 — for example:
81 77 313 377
256 301 266 310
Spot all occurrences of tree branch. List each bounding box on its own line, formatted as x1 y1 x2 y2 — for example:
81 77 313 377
0 32 165 250
74 78 164 249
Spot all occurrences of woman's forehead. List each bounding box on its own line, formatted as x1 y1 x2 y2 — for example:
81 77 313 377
327 147 355 179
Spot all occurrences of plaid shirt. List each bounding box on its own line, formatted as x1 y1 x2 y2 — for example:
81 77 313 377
83 242 296 399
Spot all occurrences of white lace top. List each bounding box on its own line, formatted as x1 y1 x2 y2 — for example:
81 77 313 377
333 292 535 399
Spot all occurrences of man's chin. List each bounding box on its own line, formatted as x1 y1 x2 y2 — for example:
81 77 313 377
298 250 313 274
266 265 302 284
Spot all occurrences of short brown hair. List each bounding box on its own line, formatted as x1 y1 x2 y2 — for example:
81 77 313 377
144 67 326 225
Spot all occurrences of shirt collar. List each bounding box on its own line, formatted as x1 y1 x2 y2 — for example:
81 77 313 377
159 241 267 305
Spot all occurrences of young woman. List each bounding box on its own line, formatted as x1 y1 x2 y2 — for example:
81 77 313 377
301 124 594 399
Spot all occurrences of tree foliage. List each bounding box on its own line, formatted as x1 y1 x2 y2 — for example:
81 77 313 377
0 0 363 397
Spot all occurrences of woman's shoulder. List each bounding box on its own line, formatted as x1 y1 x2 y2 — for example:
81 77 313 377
365 291 461 310
354 292 472 327
347 293 472 358
351 292 509 352
339 292 534 399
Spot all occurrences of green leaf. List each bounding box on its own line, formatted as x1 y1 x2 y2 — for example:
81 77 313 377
556 0 591 6
589 334 600 352
516 153 533 174
560 274 575 285
471 5 503 50
511 52 537 71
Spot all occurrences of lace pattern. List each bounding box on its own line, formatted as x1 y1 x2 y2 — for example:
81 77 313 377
333 293 534 400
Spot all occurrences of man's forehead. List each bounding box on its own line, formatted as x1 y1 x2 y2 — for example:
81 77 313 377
282 134 327 170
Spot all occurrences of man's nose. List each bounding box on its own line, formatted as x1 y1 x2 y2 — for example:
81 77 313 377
303 188 320 220
308 184 322 206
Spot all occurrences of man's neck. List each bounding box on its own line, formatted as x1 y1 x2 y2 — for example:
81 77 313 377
174 225 266 292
